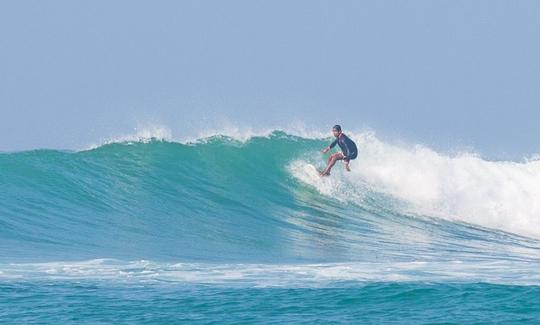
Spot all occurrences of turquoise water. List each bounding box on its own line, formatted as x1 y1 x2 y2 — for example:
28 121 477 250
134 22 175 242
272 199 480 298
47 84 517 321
2 131 540 323
3 282 540 324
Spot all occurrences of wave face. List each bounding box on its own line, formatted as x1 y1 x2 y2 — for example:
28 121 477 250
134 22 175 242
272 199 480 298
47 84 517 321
2 131 540 275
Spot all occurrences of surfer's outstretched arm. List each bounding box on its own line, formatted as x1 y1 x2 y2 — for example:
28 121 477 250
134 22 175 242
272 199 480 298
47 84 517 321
321 139 337 154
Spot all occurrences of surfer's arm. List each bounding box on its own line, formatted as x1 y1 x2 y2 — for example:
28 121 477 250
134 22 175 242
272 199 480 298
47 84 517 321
322 140 337 153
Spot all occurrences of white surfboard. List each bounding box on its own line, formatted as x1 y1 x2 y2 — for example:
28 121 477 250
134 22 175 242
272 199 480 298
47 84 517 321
303 164 322 181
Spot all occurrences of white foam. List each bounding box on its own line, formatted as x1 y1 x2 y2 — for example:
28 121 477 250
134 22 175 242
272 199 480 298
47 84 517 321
2 258 540 286
290 131 540 239
288 159 368 202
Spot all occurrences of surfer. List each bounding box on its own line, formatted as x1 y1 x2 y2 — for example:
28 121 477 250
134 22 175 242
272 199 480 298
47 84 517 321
319 125 358 176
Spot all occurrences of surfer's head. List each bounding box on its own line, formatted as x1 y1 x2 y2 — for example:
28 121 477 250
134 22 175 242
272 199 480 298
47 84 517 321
332 125 342 137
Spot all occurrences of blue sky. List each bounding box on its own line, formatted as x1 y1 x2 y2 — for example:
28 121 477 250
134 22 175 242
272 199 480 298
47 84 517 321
1 0 539 158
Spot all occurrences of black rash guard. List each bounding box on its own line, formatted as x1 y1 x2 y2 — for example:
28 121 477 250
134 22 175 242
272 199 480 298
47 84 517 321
329 133 358 161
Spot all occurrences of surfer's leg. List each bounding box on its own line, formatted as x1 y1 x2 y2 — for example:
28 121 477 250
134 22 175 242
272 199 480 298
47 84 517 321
344 152 356 172
321 153 344 175
343 158 350 171
326 154 334 165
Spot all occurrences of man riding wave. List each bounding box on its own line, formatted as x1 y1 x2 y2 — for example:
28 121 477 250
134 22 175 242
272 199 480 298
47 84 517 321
319 125 358 176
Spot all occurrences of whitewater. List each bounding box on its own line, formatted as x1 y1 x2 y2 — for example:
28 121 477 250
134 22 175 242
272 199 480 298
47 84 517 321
2 128 540 323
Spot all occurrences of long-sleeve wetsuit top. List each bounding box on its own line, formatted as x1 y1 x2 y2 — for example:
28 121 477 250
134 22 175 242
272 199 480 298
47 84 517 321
329 133 358 160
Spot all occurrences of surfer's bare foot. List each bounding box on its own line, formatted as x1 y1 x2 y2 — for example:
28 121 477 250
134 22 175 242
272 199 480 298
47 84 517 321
318 170 330 177
345 165 351 172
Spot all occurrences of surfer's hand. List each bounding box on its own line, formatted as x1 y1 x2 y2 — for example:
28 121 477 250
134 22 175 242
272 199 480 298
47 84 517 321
321 148 329 154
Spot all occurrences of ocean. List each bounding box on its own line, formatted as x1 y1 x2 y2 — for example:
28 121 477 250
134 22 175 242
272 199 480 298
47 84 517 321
2 130 540 324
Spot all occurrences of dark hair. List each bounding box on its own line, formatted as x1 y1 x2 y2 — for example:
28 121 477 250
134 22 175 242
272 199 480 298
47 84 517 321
332 125 342 132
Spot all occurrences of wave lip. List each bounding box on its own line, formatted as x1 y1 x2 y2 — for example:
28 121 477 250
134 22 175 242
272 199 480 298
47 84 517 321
83 125 331 151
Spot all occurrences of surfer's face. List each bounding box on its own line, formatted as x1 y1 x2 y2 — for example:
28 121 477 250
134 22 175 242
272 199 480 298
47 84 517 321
332 129 341 137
